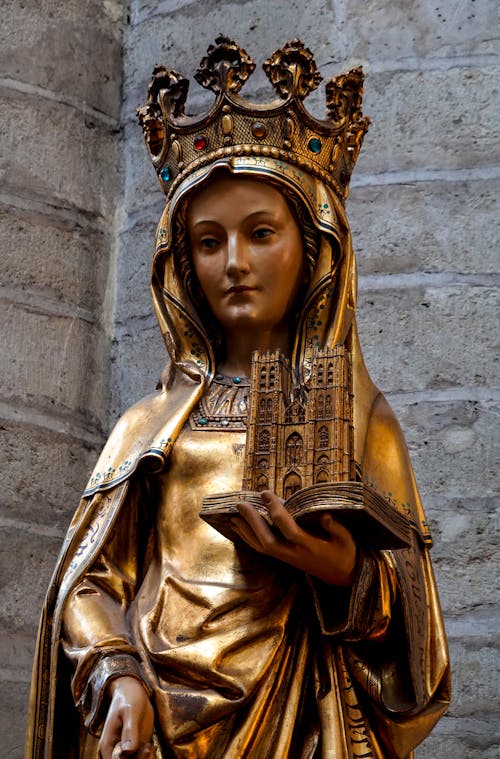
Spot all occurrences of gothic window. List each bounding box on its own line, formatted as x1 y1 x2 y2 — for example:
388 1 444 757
315 469 328 484
258 429 270 452
259 397 266 423
317 363 324 385
266 398 273 421
325 394 332 416
258 457 269 470
257 475 268 491
327 362 334 385
284 472 302 499
317 454 329 465
286 400 305 423
318 425 329 449
317 395 324 418
286 432 303 465
269 364 276 388
260 367 267 389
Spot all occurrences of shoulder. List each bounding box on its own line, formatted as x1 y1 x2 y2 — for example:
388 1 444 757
362 392 421 516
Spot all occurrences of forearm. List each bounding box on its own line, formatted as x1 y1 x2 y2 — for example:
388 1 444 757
61 479 152 732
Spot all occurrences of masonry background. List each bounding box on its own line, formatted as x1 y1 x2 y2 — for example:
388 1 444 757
1 1 498 757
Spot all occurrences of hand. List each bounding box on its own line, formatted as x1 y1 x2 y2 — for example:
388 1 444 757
232 490 357 587
99 676 156 759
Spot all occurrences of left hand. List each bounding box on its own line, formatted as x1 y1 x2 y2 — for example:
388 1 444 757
232 490 357 586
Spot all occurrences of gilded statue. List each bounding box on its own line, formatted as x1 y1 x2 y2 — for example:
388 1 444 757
25 37 450 759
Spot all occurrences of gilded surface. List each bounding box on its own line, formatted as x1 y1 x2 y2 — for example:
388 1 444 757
25 38 449 759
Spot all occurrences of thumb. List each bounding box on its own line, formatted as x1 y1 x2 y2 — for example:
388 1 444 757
319 512 342 536
119 711 141 754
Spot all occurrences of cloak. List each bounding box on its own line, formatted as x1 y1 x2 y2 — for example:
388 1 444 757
25 158 450 758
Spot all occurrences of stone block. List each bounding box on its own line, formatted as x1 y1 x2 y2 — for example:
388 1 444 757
424 497 497 566
0 0 123 118
433 558 496 617
111 324 167 417
356 66 500 176
391 399 498 501
446 638 500 717
0 678 31 759
418 724 499 759
0 88 121 221
357 284 498 394
345 0 498 61
0 207 109 312
114 218 159 322
347 178 500 276
0 416 103 530
123 119 165 217
0 527 62 633
0 629 38 685
124 0 343 115
0 300 110 426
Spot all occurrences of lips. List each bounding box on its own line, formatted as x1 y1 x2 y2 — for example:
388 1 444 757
225 285 257 295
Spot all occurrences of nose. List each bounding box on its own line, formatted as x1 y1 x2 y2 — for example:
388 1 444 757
225 232 250 277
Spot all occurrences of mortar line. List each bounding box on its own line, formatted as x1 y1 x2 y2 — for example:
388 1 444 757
0 77 119 128
0 285 96 323
0 516 66 540
0 399 105 445
0 191 107 232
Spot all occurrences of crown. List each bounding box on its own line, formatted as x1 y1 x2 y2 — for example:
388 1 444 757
137 36 370 203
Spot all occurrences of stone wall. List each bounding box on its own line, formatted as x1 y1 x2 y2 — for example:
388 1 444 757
0 1 124 755
1 1 498 756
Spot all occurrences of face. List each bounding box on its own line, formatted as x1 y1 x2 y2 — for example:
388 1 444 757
186 175 304 337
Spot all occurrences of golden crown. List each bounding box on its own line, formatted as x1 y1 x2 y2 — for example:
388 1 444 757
137 36 370 202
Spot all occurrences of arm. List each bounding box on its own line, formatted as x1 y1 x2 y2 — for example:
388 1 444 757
61 478 156 757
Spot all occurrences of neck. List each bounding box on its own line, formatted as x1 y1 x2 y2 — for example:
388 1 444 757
219 324 292 377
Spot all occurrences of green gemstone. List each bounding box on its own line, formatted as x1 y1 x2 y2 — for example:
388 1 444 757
308 138 322 154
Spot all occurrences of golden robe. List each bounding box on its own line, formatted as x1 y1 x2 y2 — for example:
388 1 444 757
25 157 450 758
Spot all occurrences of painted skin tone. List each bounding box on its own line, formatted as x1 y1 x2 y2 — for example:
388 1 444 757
100 175 357 758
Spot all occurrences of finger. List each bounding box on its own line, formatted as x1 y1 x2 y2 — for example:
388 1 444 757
120 706 141 754
261 493 305 543
100 719 123 759
231 517 263 552
236 503 281 550
139 744 157 758
319 512 353 542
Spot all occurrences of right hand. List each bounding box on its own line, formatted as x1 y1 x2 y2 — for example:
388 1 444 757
99 676 156 759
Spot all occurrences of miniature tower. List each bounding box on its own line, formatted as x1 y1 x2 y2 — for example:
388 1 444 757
242 346 355 497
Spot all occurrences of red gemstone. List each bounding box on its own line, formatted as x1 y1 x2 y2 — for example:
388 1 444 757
194 135 207 150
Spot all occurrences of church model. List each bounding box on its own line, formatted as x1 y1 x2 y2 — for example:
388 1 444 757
243 346 357 497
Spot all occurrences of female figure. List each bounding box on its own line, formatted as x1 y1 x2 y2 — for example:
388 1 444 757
25 39 450 759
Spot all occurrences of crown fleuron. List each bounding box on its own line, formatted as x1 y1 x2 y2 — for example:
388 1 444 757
137 36 370 202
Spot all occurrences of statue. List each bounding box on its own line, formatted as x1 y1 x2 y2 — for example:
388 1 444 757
25 37 450 759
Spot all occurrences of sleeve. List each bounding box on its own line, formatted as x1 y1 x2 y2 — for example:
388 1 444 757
311 391 450 755
61 477 154 735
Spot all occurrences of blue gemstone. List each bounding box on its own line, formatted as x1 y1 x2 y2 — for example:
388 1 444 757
308 138 322 154
200 417 207 425
233 376 241 384
159 166 171 182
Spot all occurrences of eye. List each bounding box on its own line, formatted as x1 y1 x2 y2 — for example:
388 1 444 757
251 227 274 240
199 236 219 250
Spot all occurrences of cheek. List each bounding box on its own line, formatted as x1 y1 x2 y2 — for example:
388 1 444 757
192 257 216 299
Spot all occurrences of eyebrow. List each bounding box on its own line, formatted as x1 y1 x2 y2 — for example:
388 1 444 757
190 209 279 229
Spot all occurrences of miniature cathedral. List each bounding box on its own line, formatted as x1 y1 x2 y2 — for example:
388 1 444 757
243 346 356 498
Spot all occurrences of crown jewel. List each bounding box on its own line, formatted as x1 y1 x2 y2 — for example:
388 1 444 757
137 36 370 202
